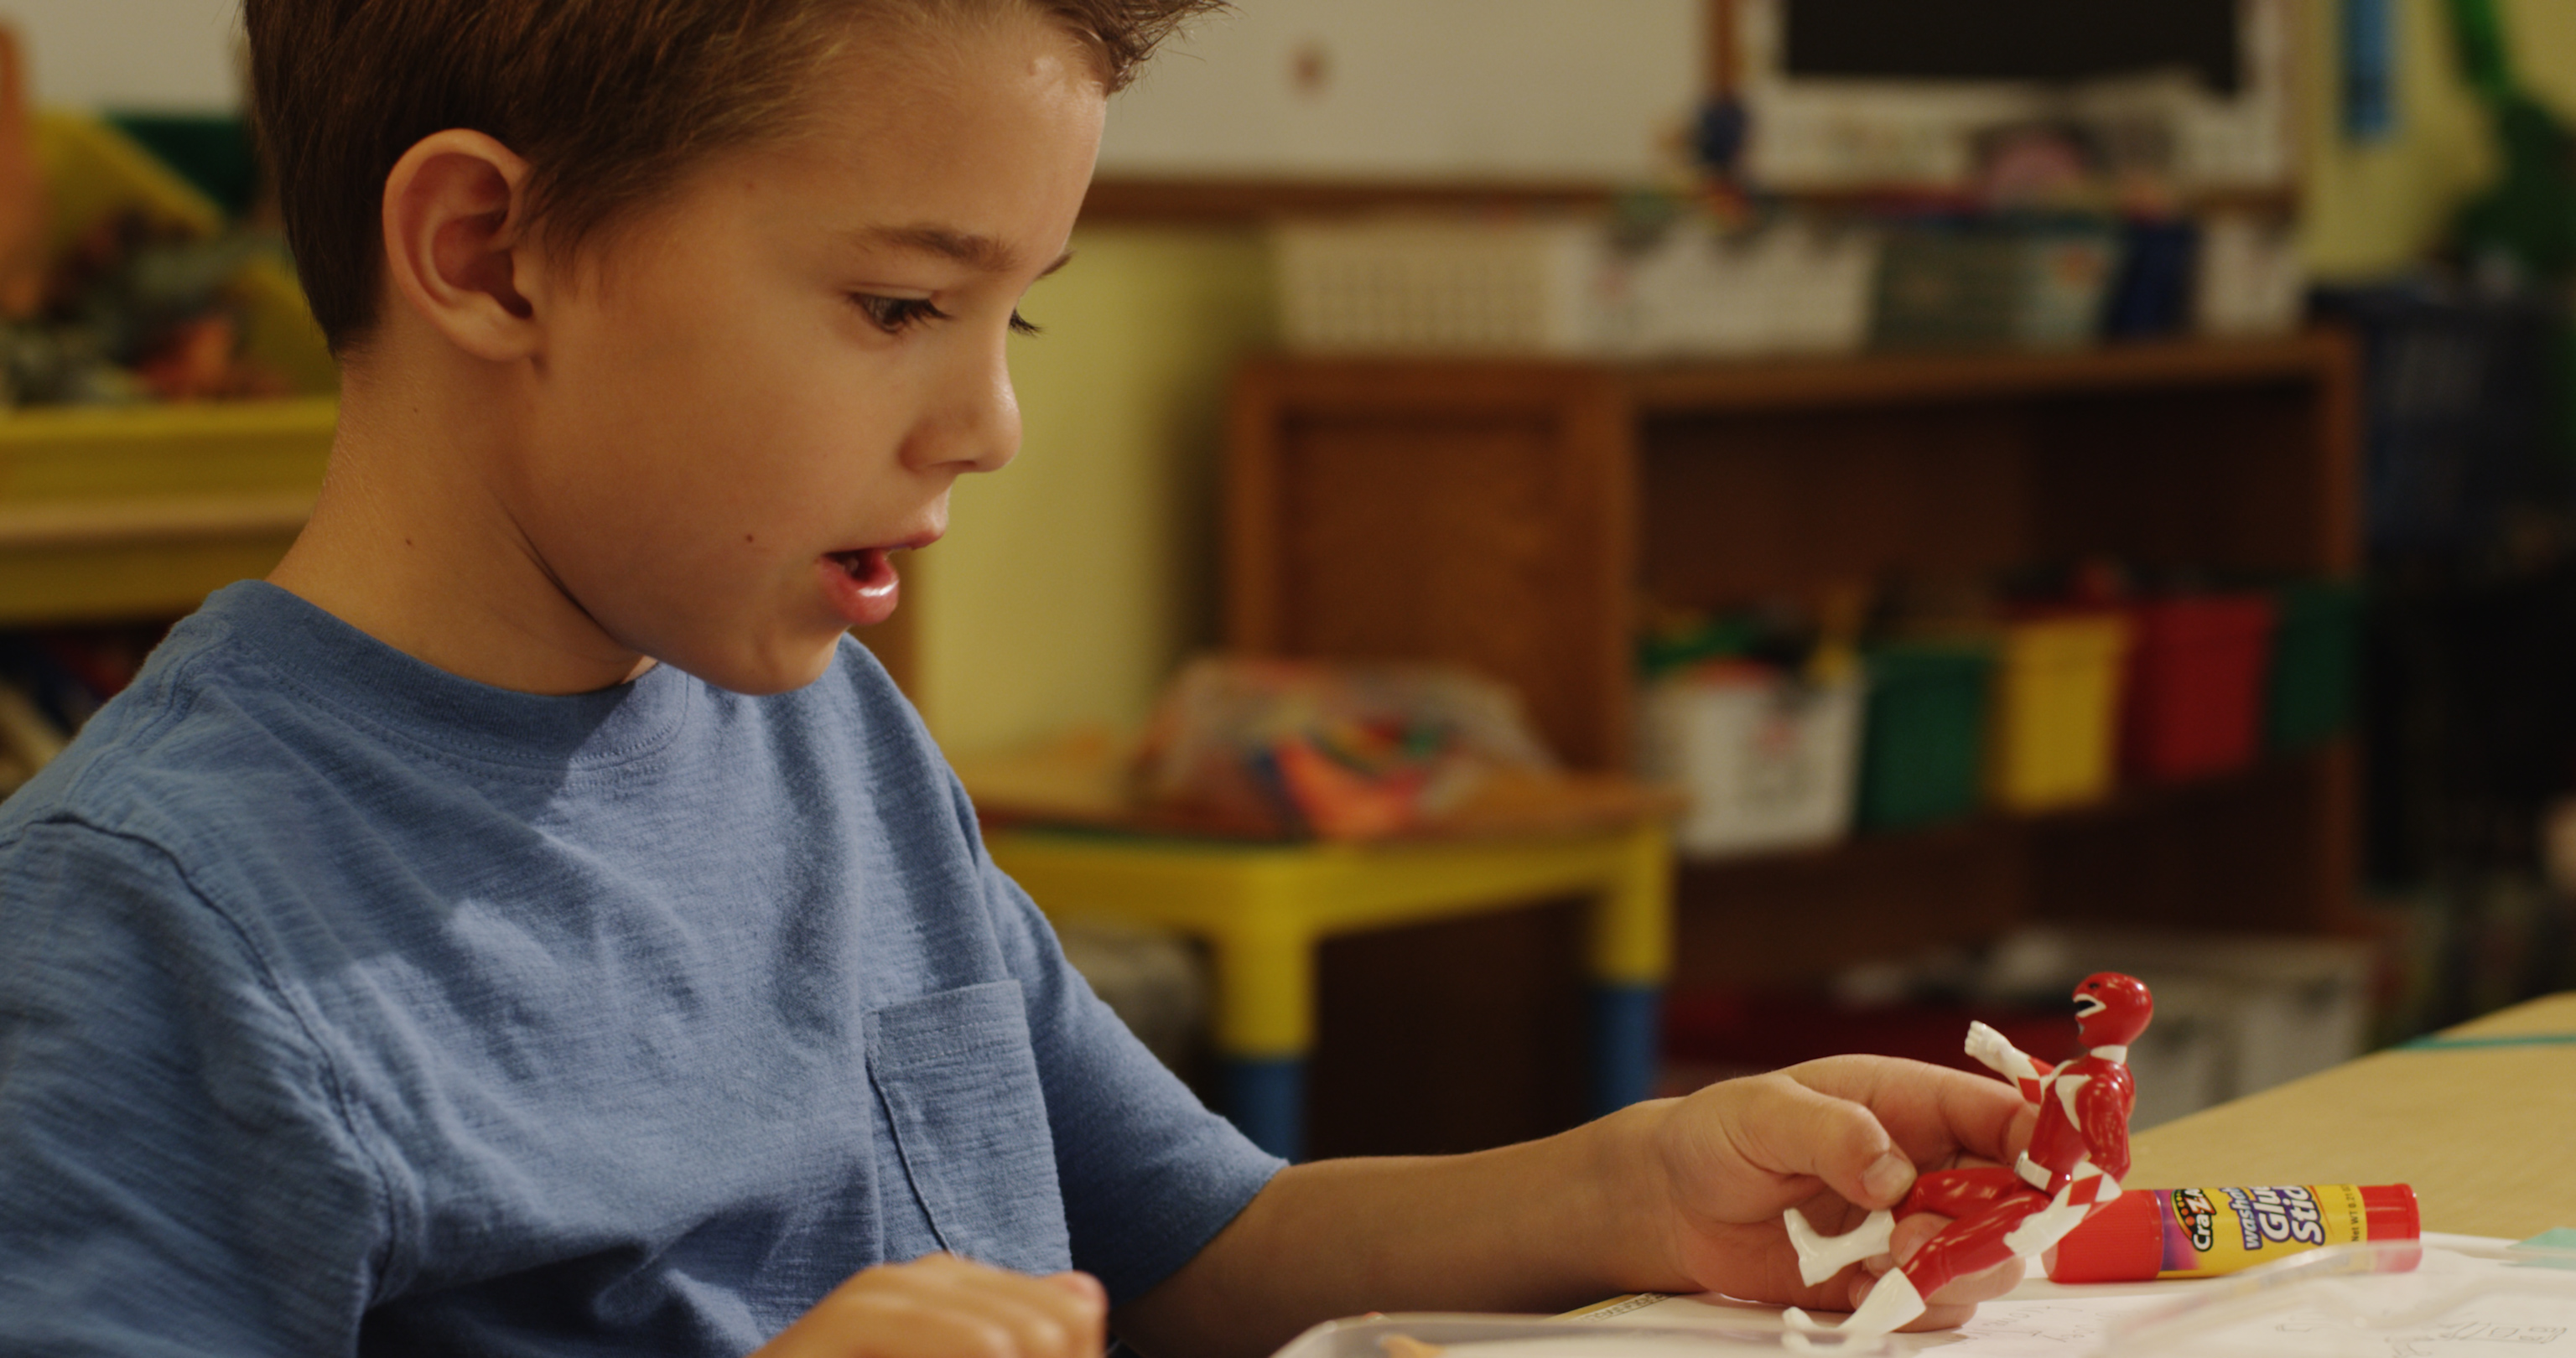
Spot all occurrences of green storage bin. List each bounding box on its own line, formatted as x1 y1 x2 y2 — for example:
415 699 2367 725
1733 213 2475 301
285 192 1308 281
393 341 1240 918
1857 641 1996 831
2266 580 2363 750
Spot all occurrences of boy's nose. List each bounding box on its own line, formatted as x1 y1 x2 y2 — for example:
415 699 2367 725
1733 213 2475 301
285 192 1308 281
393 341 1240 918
906 341 1021 476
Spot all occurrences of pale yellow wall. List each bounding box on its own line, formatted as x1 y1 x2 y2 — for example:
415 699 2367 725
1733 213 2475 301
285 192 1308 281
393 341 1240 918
913 225 1273 755
2303 0 2576 278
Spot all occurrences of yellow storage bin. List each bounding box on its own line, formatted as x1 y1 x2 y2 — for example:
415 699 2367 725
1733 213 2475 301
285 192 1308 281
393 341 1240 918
0 114 335 624
1987 612 2132 811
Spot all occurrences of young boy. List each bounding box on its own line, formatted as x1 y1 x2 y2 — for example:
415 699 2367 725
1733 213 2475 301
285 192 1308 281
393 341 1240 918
0 3 2034 1354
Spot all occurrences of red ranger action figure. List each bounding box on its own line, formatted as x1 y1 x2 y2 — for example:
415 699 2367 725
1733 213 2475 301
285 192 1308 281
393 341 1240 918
1783 972 2155 1344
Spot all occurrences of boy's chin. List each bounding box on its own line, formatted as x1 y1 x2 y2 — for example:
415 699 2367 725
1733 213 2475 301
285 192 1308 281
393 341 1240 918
662 632 848 697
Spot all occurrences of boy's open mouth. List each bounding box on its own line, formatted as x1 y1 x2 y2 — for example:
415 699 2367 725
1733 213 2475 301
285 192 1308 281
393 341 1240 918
826 548 885 580
818 547 901 627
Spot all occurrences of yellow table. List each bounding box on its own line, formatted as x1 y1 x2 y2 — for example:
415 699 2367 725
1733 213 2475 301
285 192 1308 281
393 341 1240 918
2128 992 2576 1240
986 822 1673 1159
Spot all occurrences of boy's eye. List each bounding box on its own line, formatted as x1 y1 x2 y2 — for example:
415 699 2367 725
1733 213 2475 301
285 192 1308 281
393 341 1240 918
849 294 1043 338
852 294 947 333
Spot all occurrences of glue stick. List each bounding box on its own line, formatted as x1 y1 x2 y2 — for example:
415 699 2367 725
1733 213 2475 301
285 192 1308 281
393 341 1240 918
2046 1184 2420 1283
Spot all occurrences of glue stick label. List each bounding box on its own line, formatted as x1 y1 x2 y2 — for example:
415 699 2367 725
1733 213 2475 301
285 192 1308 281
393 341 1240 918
2157 1184 2367 1277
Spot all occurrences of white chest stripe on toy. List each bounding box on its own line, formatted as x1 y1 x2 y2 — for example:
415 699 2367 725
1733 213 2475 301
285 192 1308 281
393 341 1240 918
2053 1070 2090 1122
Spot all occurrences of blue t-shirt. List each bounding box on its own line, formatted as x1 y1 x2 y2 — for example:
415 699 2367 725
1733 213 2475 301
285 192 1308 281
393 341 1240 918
0 582 1281 1356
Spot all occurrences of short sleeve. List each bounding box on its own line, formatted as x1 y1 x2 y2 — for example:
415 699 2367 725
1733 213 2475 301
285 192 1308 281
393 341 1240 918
972 850 1284 1306
0 820 387 1357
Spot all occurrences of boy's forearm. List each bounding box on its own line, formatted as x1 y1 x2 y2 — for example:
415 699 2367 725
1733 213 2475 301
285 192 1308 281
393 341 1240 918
1114 1102 1686 1358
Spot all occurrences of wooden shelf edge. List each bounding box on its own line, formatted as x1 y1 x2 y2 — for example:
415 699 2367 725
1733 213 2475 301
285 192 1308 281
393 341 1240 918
0 396 338 445
1623 331 2353 412
1672 740 2352 879
0 490 318 548
1081 178 2303 227
1244 333 2356 416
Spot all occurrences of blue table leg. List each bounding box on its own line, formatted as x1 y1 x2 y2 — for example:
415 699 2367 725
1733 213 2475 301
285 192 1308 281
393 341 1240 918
1587 982 1662 1116
1219 1055 1306 1161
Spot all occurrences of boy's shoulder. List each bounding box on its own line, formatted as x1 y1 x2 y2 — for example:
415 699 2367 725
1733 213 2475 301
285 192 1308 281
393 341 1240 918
0 590 273 858
0 582 943 888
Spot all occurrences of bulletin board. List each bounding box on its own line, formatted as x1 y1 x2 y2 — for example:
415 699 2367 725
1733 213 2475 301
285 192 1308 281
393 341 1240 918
1088 0 1707 217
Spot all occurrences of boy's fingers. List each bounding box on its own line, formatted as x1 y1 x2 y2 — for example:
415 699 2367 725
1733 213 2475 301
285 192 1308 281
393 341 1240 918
1886 1211 1945 1266
912 1258 1106 1355
1041 1270 1107 1308
786 1256 1105 1358
1925 1253 2025 1308
1732 1074 1913 1210
1780 1056 2030 1170
876 1304 1052 1358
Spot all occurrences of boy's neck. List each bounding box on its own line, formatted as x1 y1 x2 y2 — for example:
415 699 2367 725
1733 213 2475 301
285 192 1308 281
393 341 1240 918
268 333 655 697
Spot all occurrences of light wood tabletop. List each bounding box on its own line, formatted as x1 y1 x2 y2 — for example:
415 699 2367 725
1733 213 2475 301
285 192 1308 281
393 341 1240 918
2127 991 2576 1241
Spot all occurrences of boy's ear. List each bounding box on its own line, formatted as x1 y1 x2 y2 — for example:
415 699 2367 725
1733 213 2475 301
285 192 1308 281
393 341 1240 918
380 129 544 361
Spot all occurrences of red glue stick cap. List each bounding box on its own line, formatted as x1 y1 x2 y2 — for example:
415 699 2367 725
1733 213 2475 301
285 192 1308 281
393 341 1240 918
2363 1184 2420 1240
2048 1191 2161 1283
2365 1184 2423 1270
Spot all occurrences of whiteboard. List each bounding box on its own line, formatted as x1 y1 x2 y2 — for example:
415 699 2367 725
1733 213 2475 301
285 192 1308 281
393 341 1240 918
1098 1 1706 183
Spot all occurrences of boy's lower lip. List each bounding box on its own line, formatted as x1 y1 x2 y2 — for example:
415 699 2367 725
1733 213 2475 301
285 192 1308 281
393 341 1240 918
819 548 901 626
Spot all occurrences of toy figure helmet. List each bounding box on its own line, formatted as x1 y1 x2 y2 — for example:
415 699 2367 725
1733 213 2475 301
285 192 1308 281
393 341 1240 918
2072 972 2153 1049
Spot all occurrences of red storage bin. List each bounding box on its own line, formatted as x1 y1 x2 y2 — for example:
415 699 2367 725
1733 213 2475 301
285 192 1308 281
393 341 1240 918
2123 594 2278 782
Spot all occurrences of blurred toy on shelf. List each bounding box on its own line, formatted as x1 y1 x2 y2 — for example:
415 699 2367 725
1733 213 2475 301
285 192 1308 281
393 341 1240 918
0 26 298 409
4 210 293 406
956 657 1672 842
1135 656 1561 839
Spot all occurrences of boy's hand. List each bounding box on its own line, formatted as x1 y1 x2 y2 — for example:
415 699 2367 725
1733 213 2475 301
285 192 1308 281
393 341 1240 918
758 1254 1107 1358
1640 1055 2038 1330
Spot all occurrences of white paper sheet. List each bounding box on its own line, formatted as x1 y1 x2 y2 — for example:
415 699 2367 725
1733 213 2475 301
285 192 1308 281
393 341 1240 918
1571 1235 2563 1355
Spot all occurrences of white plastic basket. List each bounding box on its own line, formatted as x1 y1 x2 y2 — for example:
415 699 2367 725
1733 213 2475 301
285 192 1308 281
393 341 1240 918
1275 218 1615 355
1614 220 1881 357
1275 215 1883 359
1638 666 1864 861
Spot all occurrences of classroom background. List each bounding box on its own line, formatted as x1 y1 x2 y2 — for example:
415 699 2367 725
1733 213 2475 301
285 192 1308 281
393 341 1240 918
6 0 2573 1163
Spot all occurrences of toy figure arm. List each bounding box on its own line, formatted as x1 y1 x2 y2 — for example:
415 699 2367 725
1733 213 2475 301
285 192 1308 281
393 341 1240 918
1964 1021 2054 1101
2073 1065 2135 1184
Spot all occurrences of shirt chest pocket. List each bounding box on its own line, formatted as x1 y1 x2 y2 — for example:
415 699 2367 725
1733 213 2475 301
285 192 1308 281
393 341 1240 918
868 980 1071 1275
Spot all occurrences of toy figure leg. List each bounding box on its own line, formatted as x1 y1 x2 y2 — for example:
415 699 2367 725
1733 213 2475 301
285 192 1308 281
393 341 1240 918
1893 1192 2049 1301
1898 1165 2029 1221
1783 1206 1894 1286
1783 1190 2049 1349
1784 1164 2033 1288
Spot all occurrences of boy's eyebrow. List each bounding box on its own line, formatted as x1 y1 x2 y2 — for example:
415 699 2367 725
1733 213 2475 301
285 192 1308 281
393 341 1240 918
849 224 1075 278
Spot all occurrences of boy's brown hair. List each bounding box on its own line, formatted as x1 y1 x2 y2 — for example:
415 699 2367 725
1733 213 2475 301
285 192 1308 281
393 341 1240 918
246 0 1218 355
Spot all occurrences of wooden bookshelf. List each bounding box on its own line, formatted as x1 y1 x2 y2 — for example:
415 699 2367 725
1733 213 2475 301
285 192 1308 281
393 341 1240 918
1226 333 2361 980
